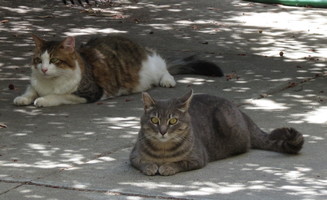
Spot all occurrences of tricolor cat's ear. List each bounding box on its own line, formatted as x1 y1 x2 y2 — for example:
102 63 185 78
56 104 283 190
178 89 193 112
142 92 156 111
32 34 45 49
61 36 75 53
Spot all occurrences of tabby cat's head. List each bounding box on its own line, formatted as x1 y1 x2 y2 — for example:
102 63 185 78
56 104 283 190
140 90 193 142
31 34 79 78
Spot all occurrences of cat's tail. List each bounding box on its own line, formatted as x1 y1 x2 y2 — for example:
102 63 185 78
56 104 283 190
243 113 304 154
167 55 224 77
253 127 304 154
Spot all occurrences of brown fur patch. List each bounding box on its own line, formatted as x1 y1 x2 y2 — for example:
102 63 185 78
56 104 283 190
32 37 82 71
79 36 147 97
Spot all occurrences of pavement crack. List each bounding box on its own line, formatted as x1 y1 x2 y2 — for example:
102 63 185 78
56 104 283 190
0 179 192 200
0 180 29 195
255 71 327 99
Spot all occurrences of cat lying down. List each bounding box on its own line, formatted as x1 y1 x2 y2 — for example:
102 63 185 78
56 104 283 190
13 35 223 107
130 90 304 176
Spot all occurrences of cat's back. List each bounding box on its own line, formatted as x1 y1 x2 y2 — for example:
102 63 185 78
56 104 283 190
80 35 147 60
189 94 249 160
79 35 148 97
189 94 244 138
189 94 235 114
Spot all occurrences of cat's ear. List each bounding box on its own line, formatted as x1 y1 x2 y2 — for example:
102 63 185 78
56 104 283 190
142 92 156 111
32 34 45 49
61 36 75 53
178 89 193 112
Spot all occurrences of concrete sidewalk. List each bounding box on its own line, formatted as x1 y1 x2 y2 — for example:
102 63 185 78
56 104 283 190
0 0 326 199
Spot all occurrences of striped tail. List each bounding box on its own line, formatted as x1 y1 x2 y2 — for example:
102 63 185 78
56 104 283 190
167 55 224 77
242 113 304 154
252 127 304 154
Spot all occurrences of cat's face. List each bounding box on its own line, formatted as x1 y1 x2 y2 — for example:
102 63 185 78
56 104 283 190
140 91 193 142
32 35 78 78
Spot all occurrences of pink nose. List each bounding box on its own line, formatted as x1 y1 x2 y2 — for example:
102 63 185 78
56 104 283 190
41 68 48 73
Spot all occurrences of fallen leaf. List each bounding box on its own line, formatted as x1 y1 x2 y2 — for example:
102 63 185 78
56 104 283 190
0 123 7 128
8 84 15 90
304 55 319 61
1 19 9 23
191 25 199 30
125 98 133 102
207 7 220 11
225 72 240 81
38 15 54 19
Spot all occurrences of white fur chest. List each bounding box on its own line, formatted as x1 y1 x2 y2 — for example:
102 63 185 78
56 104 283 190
31 64 82 97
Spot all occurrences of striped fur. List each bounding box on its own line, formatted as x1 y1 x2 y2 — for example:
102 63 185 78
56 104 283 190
130 91 304 176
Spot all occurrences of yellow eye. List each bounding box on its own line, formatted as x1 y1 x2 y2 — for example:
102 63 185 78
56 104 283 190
150 117 159 124
169 118 178 125
50 58 61 64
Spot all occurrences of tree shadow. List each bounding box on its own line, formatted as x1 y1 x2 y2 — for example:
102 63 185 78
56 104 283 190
0 0 326 199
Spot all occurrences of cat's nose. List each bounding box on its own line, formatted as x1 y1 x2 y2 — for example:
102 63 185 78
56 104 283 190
159 126 168 136
160 131 167 136
41 68 48 73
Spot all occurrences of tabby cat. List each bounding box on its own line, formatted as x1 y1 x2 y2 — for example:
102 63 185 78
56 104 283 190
130 90 304 176
13 35 223 107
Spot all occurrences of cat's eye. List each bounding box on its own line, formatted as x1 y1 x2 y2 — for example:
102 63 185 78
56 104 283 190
150 117 159 124
34 57 42 64
50 58 61 64
169 118 178 125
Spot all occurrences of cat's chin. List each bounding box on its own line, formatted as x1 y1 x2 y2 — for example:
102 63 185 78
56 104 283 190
156 135 171 142
37 73 59 79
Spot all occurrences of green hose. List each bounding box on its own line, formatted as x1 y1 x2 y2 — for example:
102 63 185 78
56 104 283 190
244 0 327 8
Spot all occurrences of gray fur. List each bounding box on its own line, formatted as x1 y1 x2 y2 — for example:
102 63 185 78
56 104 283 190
130 91 304 176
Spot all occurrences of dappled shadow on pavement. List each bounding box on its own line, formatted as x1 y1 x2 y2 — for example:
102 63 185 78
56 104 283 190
0 0 326 199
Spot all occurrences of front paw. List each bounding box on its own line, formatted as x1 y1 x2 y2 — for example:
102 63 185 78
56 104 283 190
34 97 52 107
159 164 178 176
142 163 159 176
13 96 33 106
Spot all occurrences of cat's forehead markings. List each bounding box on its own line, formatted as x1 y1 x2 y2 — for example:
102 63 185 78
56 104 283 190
41 50 50 62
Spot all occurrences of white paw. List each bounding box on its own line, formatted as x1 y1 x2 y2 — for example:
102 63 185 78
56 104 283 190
34 97 53 107
13 96 33 106
160 74 176 88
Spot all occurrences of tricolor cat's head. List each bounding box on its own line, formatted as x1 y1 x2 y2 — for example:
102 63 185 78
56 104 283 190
141 90 193 142
31 34 79 78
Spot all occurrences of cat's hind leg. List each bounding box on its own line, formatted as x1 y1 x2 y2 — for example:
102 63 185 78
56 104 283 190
159 72 176 88
137 53 176 92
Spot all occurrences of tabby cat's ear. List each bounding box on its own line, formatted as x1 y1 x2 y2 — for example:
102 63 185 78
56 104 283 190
32 34 45 49
142 92 156 111
178 90 193 112
61 36 75 53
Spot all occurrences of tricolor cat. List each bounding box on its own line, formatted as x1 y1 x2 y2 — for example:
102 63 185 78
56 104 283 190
14 35 223 107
